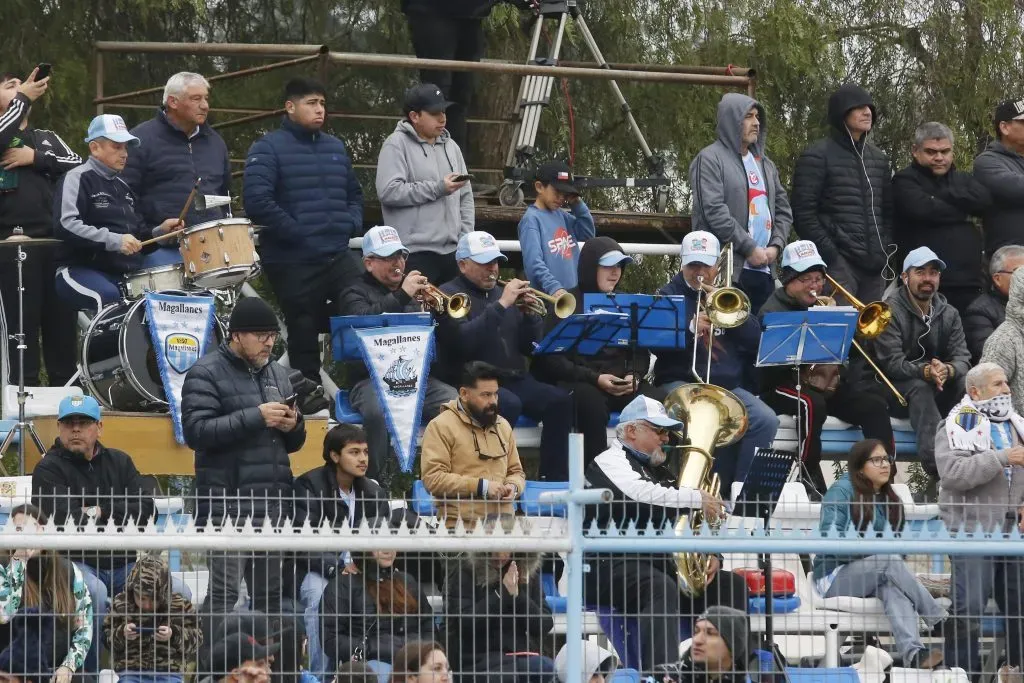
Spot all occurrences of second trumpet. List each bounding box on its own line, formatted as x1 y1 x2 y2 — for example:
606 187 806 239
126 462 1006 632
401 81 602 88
497 280 577 318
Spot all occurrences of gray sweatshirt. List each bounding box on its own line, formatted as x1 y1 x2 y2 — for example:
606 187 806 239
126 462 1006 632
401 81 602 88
375 120 474 254
981 268 1024 415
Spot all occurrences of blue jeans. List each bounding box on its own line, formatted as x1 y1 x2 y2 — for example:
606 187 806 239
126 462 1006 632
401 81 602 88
77 561 193 674
660 383 779 497
55 267 121 314
117 674 184 683
140 247 183 268
300 571 331 678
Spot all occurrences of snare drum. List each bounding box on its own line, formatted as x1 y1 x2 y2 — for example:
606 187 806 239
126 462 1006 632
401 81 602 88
179 218 258 290
81 292 225 411
122 264 185 299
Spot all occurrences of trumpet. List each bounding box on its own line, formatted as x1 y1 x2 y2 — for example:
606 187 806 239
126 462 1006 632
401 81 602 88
396 269 471 318
496 280 576 318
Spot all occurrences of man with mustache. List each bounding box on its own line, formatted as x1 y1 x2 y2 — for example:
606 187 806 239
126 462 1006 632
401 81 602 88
420 360 525 527
872 247 971 480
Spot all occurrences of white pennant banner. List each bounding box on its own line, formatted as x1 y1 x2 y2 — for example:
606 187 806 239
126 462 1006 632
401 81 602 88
354 325 435 472
144 292 217 444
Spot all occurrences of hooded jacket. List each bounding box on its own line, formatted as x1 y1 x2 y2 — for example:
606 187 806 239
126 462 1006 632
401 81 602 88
104 554 202 673
434 273 543 386
891 161 991 289
419 400 525 524
872 285 971 390
973 140 1024 255
688 93 792 281
654 272 762 391
242 117 364 264
319 557 433 664
31 440 155 569
531 236 651 385
444 547 552 670
180 343 306 524
401 0 497 19
964 290 1006 364
375 120 473 254
791 84 894 271
980 269 1024 415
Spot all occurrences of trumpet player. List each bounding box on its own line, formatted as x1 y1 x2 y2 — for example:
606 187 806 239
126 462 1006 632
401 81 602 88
433 231 573 480
338 226 458 482
758 240 893 499
654 231 779 495
873 247 970 480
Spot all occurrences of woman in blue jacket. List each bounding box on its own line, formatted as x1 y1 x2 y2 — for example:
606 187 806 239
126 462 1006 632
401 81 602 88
811 439 945 670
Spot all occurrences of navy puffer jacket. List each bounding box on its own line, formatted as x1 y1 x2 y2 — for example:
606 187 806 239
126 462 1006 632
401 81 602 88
243 118 364 264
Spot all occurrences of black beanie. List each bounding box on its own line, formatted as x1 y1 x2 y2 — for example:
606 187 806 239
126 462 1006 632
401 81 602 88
700 606 750 667
229 298 280 333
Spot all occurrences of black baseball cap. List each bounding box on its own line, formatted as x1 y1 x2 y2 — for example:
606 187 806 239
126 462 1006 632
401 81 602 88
403 83 452 115
994 98 1024 125
536 160 579 194
209 632 280 677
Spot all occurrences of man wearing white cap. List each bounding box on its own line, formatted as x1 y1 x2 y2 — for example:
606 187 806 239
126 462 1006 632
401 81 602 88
874 246 970 478
434 230 573 480
584 395 748 672
52 114 182 312
759 240 893 497
654 230 779 494
338 225 458 481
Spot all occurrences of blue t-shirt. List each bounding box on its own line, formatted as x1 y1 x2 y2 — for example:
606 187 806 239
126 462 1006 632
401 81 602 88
518 201 597 294
742 151 772 273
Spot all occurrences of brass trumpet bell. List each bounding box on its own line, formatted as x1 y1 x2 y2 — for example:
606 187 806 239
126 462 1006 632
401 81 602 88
422 284 471 319
824 274 891 340
702 285 751 329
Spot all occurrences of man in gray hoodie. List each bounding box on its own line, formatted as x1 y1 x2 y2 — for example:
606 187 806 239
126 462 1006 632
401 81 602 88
688 92 793 313
376 83 474 285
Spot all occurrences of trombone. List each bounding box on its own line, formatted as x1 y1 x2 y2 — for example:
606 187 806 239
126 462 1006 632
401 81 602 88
812 290 907 406
691 246 752 383
496 280 577 318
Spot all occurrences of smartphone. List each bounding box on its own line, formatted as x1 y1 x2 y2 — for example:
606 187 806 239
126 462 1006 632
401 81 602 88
134 626 157 634
34 63 51 80
611 378 632 386
283 393 299 408
452 174 474 182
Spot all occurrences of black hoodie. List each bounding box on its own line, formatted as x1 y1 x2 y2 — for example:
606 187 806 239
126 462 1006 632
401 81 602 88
791 84 894 271
531 236 651 384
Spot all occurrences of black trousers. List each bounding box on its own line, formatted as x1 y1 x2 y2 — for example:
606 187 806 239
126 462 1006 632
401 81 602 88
0 244 77 386
406 250 459 287
406 13 486 149
762 380 893 491
566 381 667 465
585 559 748 672
262 252 360 381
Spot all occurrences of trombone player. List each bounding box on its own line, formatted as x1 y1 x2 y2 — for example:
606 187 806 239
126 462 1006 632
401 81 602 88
338 225 458 483
654 231 780 496
873 247 970 480
759 241 894 498
434 231 573 481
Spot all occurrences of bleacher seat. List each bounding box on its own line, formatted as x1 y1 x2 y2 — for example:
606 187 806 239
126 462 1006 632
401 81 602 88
0 420 19 447
334 390 363 425
785 667 860 682
775 414 918 460
410 480 436 516
518 480 570 517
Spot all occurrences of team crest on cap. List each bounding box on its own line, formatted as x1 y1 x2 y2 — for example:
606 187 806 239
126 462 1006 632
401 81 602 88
1015 100 1024 115
794 243 817 258
379 228 400 243
557 171 571 181
478 234 496 248
690 236 709 251
70 396 84 407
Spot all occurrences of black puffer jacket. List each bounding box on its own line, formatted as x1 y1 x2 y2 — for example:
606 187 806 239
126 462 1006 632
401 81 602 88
402 0 498 18
963 290 1007 364
531 236 650 384
973 140 1024 255
181 344 305 524
791 84 894 271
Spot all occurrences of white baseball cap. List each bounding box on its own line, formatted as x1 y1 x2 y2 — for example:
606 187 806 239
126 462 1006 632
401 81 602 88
618 395 682 429
362 225 408 258
902 246 947 273
456 231 507 264
680 230 721 266
84 114 140 147
781 240 827 273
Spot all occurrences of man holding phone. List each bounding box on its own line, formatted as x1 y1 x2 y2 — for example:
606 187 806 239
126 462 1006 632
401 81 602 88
376 82 474 284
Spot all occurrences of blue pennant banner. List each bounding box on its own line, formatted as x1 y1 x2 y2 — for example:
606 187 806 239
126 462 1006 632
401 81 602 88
354 325 435 472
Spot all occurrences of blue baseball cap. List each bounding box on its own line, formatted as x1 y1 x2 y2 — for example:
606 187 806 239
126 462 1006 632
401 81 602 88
902 246 946 273
618 395 682 429
456 231 507 264
57 395 101 422
84 114 140 147
781 240 826 273
598 249 635 267
362 225 408 258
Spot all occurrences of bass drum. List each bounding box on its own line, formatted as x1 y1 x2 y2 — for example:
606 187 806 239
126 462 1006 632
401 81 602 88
80 292 225 411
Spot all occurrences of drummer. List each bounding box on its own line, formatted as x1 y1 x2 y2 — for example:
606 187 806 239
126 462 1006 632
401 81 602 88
53 114 182 313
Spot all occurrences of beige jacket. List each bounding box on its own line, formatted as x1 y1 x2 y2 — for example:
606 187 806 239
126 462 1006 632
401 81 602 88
420 400 526 524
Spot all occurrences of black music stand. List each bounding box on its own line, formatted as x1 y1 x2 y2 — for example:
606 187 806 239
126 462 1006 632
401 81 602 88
733 447 797 656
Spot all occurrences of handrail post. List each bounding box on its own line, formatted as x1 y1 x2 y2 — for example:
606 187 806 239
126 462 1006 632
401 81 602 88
565 432 585 683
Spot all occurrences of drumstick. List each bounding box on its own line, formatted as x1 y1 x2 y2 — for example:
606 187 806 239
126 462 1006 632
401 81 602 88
138 177 201 247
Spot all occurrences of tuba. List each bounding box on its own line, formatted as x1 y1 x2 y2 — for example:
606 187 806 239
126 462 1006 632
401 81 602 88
664 384 748 597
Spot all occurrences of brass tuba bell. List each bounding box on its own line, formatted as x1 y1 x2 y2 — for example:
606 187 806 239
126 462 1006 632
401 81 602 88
664 383 749 597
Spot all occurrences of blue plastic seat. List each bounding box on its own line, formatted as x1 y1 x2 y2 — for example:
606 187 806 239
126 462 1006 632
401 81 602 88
785 667 859 682
410 480 437 516
519 481 570 517
516 414 539 428
609 668 640 683
334 390 364 425
0 420 19 447
747 595 801 614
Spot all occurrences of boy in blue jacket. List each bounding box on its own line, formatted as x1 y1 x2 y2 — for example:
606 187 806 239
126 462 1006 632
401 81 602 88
518 161 595 296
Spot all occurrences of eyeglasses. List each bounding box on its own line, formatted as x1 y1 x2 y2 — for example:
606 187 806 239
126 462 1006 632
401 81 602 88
639 422 669 437
252 332 279 343
996 270 1016 276
472 429 507 460
866 456 892 467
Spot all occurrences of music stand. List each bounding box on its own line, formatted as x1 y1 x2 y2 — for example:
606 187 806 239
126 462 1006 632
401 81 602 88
733 447 797 657
756 309 856 492
329 312 434 361
533 310 631 357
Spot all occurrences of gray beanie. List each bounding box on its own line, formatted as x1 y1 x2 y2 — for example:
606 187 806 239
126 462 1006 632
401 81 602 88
699 605 750 668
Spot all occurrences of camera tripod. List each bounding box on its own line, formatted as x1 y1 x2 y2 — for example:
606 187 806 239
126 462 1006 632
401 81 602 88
498 0 670 211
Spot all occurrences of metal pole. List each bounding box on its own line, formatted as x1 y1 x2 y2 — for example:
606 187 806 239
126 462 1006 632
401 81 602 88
94 42 327 57
565 433 585 683
95 52 104 115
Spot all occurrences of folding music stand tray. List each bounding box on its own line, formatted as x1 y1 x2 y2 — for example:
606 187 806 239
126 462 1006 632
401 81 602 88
582 293 689 349
329 312 434 361
533 310 631 357
733 448 798 656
